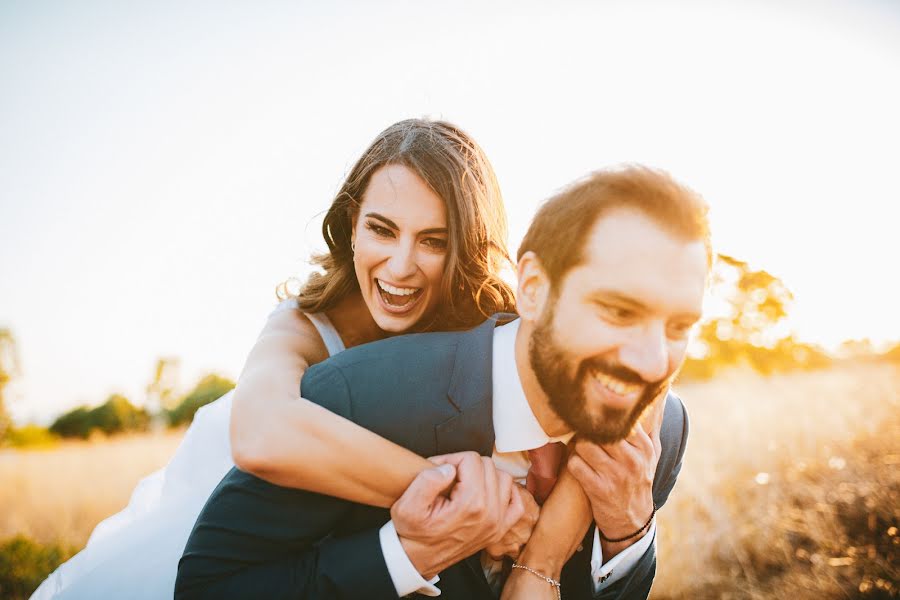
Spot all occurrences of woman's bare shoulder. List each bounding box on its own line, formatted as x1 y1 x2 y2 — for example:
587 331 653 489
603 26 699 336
256 302 331 367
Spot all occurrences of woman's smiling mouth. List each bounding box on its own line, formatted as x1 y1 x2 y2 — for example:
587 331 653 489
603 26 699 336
375 278 424 312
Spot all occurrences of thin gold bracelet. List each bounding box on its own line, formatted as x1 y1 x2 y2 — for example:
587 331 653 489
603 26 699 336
510 562 561 600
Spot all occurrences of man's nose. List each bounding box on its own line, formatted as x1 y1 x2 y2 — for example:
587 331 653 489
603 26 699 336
619 321 669 384
386 241 417 280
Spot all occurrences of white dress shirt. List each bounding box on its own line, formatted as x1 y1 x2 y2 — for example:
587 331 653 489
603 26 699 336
380 319 655 597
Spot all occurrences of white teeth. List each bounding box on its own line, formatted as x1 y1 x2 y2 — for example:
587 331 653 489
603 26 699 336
594 372 642 397
377 279 419 296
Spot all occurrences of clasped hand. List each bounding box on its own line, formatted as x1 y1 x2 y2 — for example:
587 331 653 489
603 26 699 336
392 451 539 579
567 397 665 554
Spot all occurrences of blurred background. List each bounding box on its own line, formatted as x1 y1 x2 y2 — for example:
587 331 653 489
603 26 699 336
1 1 898 598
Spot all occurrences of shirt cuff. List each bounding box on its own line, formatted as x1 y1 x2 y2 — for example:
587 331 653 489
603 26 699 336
589 519 656 593
378 520 441 597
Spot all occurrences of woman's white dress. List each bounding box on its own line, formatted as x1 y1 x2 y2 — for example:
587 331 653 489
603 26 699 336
30 302 346 599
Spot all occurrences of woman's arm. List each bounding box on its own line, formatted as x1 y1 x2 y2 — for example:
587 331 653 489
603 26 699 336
502 393 669 599
500 470 593 600
229 307 432 508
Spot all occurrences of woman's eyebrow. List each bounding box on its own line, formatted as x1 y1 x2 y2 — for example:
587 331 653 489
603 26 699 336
419 227 448 235
364 212 398 229
365 212 447 235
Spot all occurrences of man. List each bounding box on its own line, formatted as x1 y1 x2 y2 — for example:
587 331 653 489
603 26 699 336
176 165 710 599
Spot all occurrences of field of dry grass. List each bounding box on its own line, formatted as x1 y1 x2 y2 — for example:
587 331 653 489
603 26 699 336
654 363 899 599
1 364 898 598
0 430 184 547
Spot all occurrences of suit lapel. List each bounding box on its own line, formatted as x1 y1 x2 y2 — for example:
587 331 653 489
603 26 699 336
433 315 513 457
433 314 518 598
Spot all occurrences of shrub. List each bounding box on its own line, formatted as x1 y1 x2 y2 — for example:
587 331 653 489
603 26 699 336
49 395 149 439
88 394 149 435
49 406 93 439
0 536 75 600
3 425 58 449
167 374 235 427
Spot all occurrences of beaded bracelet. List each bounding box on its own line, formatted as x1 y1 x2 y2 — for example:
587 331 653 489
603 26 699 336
510 562 561 600
596 505 657 543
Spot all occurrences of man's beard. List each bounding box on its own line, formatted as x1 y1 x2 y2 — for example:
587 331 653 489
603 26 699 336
529 305 669 444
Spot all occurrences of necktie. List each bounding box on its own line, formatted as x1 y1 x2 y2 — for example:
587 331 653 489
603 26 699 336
526 441 566 505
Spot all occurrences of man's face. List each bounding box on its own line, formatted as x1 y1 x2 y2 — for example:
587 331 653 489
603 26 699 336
529 208 708 444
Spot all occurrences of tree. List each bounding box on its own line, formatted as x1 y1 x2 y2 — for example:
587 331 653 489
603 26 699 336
145 357 181 412
49 394 149 438
680 254 830 379
0 328 20 442
167 374 235 427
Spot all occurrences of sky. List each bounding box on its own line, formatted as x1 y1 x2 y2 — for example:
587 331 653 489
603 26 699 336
1 0 899 424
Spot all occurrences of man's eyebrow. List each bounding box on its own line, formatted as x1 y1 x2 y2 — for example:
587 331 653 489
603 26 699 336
364 212 448 236
592 291 701 321
592 291 650 310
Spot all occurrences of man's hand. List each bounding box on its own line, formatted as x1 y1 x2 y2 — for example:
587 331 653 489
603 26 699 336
484 485 540 561
567 394 666 559
391 451 524 578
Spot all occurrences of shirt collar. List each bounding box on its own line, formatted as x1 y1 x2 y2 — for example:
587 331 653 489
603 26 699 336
491 319 575 453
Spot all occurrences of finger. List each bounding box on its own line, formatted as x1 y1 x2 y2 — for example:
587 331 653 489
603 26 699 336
642 387 668 443
625 421 654 456
567 454 611 499
574 438 613 467
501 477 524 531
481 457 500 509
566 454 596 488
400 464 457 512
428 451 479 467
449 452 486 504
497 471 514 516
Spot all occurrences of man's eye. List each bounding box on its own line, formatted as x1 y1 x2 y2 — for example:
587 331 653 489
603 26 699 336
605 306 634 321
667 323 693 339
366 222 394 237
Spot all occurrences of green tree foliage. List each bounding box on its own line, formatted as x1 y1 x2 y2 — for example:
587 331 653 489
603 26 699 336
0 535 75 600
680 254 831 380
49 395 149 439
167 374 235 427
0 328 20 443
146 357 180 412
89 394 150 434
4 424 58 448
883 343 900 363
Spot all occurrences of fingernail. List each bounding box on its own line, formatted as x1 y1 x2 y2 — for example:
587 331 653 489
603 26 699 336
437 464 455 477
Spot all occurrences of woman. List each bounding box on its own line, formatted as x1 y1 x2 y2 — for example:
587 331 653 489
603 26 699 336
33 118 589 599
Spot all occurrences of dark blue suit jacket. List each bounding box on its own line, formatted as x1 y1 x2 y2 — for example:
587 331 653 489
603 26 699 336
176 317 689 599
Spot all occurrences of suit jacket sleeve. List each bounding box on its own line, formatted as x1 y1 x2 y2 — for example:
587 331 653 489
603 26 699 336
561 394 690 600
175 363 399 600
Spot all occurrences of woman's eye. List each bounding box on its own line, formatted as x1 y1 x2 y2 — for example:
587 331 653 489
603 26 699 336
423 237 448 250
366 222 394 238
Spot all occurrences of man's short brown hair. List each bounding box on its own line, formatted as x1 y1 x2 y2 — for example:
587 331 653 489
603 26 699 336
517 165 712 285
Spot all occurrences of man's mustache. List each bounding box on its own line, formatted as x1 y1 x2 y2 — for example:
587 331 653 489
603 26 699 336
580 357 660 388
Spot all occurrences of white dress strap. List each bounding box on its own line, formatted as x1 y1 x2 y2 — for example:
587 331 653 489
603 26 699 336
269 298 346 357
305 312 346 357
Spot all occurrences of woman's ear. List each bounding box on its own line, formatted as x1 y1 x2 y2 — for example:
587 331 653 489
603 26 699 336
349 210 359 250
516 251 551 323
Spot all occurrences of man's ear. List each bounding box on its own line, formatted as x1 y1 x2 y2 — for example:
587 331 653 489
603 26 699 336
516 251 551 322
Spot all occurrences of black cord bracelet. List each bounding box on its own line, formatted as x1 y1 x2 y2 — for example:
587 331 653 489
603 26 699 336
596 505 657 543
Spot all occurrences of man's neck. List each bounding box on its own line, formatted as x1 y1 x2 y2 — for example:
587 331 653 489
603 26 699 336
513 320 571 438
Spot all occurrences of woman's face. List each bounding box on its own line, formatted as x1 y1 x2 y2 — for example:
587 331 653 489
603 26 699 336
351 164 449 333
